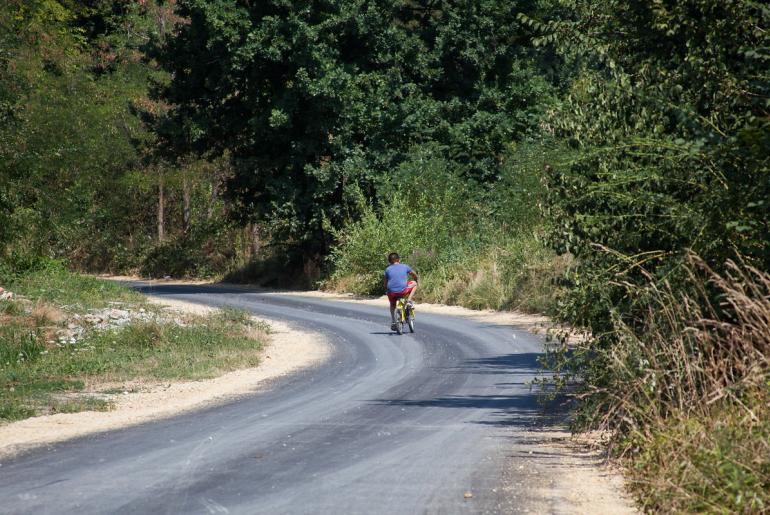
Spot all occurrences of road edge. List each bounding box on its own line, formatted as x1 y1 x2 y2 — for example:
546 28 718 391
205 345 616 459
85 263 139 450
0 296 331 459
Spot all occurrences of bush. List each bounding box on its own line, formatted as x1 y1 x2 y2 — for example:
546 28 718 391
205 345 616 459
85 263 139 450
328 151 564 313
139 220 240 279
556 255 770 512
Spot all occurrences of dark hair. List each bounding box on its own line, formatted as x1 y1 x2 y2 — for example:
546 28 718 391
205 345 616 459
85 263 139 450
388 252 400 264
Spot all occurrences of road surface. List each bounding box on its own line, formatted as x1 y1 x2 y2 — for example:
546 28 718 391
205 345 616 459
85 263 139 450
0 284 556 514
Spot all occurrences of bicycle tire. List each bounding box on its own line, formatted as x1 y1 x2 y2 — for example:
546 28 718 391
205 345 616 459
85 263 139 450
407 313 415 333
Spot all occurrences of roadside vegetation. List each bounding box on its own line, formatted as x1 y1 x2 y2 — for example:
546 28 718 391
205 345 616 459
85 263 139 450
326 148 567 314
0 260 268 423
532 2 770 511
1 0 768 512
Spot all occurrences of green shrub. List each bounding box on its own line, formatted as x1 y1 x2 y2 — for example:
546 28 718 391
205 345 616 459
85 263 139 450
329 151 564 313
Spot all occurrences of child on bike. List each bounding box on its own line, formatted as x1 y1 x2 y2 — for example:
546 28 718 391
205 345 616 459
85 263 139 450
384 252 418 331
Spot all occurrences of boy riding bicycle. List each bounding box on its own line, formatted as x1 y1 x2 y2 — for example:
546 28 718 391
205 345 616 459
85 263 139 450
384 252 418 331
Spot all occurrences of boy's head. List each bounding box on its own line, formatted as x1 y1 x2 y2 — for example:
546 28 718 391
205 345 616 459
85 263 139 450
388 252 400 264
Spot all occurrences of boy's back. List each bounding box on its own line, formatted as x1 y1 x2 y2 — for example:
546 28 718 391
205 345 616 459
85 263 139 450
384 263 413 293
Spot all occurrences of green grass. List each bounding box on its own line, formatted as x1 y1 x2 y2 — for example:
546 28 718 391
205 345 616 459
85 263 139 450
626 396 770 513
1 314 268 422
0 299 25 316
5 265 144 311
0 265 270 423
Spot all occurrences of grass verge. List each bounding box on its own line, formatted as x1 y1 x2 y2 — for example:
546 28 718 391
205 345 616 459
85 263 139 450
1 263 269 423
559 255 770 512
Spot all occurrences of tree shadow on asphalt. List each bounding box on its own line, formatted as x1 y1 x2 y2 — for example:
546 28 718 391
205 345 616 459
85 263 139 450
371 351 570 428
448 352 543 374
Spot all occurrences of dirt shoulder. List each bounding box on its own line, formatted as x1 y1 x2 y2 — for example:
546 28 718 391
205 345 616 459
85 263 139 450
0 296 330 459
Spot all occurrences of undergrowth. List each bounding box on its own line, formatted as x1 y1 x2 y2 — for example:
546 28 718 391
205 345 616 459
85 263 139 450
1 258 143 310
556 255 770 513
0 262 269 423
326 152 566 314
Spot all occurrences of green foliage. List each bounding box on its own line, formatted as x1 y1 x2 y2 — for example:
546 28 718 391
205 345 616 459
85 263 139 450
527 2 770 509
329 146 565 312
0 0 157 260
154 0 555 255
539 0 770 335
139 218 240 278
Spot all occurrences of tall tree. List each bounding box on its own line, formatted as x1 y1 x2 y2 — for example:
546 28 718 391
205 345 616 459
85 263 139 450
529 0 770 332
152 0 552 258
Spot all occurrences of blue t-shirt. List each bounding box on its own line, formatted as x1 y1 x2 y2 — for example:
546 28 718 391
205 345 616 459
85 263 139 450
384 263 414 293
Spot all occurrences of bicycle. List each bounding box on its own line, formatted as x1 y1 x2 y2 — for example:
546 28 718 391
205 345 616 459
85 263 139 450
393 297 415 335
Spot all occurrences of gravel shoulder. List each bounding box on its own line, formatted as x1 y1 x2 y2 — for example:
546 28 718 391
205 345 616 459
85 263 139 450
0 296 330 459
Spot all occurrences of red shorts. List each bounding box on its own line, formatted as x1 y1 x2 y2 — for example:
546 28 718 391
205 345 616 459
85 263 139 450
387 281 417 308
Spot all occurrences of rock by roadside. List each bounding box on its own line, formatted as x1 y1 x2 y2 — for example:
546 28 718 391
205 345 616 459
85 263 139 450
53 305 171 345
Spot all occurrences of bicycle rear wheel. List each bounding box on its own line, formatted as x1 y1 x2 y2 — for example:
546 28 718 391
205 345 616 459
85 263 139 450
406 306 415 333
395 305 404 334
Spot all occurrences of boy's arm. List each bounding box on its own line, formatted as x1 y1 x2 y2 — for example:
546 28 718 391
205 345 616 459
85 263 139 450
409 270 419 282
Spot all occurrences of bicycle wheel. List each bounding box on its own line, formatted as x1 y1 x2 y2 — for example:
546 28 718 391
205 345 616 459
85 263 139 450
407 307 415 333
394 304 404 334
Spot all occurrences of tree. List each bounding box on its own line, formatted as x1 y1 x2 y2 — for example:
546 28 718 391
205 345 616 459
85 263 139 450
524 0 770 335
152 0 553 260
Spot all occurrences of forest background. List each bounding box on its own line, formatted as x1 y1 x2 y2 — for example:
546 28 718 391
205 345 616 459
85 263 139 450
1 0 768 511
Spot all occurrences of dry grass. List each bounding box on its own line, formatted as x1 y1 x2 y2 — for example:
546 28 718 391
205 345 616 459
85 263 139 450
31 302 66 327
587 255 770 512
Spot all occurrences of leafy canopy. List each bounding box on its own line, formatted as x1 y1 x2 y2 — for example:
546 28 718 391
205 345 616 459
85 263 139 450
154 0 553 253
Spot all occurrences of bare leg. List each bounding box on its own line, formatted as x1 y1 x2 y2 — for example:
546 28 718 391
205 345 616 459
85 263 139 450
407 284 417 303
390 305 397 323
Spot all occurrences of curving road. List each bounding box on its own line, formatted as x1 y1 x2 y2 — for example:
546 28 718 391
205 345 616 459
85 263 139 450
0 284 553 514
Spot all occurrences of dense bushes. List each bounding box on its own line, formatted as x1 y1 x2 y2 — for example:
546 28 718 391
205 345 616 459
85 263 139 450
536 0 770 334
0 1 246 278
329 149 565 313
561 256 770 512
530 1 770 510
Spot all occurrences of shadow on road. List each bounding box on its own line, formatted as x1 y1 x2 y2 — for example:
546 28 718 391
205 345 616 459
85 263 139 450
372 352 569 428
453 352 543 375
125 282 255 296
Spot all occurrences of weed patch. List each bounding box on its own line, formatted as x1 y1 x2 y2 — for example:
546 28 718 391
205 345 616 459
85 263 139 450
0 266 268 423
3 263 144 311
554 255 770 512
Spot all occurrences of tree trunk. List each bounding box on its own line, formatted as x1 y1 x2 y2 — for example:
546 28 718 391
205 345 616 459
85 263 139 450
207 178 219 221
182 171 191 234
251 223 261 257
157 170 165 242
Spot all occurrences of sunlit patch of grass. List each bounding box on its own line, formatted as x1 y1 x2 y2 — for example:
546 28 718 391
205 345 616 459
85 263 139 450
6 264 144 312
0 279 269 423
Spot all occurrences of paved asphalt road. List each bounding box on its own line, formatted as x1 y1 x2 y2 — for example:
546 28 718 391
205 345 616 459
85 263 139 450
1 284 554 514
